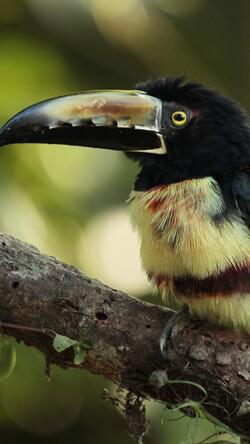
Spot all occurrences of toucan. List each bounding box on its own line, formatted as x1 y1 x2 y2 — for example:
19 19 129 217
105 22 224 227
0 76 250 354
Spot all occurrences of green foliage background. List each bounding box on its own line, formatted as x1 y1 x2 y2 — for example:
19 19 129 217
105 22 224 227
0 1 249 443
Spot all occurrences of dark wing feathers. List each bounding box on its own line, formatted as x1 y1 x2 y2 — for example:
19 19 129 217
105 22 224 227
232 167 250 227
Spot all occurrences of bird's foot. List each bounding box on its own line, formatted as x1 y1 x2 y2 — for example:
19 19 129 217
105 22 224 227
159 305 190 360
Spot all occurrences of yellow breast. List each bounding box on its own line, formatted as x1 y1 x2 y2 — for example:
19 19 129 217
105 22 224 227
127 177 250 279
128 177 250 333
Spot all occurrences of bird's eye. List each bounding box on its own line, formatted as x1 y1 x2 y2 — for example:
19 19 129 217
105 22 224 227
171 110 187 126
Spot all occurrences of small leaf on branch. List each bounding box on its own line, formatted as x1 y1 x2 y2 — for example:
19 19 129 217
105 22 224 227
52 334 93 365
79 339 93 349
53 334 77 353
73 344 85 365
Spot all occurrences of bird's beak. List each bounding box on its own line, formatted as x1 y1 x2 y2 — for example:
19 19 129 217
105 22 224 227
0 90 166 154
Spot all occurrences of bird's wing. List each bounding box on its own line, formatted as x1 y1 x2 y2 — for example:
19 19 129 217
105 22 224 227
232 166 250 227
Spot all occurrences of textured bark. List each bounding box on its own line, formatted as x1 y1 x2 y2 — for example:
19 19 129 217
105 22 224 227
0 232 249 440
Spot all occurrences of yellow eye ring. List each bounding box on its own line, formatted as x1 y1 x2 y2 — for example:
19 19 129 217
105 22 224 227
171 110 187 126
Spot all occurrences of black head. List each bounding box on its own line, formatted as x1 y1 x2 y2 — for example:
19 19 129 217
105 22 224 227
128 77 250 194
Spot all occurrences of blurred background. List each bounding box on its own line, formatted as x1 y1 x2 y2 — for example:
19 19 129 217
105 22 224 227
0 0 248 443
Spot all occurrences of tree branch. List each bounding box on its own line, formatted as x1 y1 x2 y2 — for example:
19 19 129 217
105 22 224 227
0 232 249 439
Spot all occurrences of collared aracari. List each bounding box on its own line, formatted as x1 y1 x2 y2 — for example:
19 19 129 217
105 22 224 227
0 76 250 353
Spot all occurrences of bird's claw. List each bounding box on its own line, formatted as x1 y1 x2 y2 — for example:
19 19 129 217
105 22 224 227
159 305 190 360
